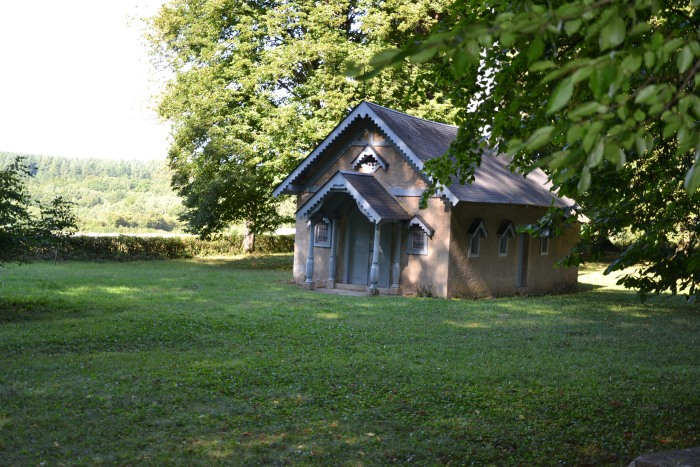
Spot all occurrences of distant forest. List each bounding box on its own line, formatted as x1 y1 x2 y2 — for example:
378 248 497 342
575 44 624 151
0 152 185 233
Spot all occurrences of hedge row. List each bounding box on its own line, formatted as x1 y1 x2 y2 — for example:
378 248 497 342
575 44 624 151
39 234 295 261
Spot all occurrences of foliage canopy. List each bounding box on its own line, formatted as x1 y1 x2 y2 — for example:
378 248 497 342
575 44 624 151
0 152 184 233
147 0 457 240
357 0 700 301
0 156 77 264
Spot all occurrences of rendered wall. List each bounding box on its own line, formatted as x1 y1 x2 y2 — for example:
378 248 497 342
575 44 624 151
395 196 452 297
447 203 579 298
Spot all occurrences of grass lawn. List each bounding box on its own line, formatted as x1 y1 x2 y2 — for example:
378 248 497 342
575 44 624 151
1 256 698 465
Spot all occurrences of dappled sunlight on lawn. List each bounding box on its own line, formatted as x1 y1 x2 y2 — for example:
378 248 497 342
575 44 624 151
315 312 343 320
579 263 639 291
443 319 490 329
61 285 142 297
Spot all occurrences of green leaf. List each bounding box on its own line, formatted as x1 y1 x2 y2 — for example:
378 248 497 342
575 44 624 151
684 161 700 194
604 142 625 168
410 46 438 64
369 49 404 68
617 105 629 120
567 124 584 144
635 85 659 105
547 150 570 170
583 121 603 152
547 78 574 114
630 21 651 35
529 60 557 72
644 50 656 68
633 109 646 122
621 55 642 74
589 63 618 100
501 30 516 47
578 166 591 192
525 126 555 151
599 17 626 51
527 37 545 64
569 101 607 120
587 140 604 167
677 45 694 73
453 50 474 78
571 66 593 84
564 19 582 36
663 38 684 56
555 2 585 18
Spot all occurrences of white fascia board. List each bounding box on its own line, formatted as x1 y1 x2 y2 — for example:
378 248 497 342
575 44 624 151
437 186 460 206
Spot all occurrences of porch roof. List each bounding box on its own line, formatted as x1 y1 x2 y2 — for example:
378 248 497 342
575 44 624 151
297 171 410 224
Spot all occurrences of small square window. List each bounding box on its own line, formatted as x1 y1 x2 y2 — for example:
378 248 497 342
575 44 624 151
314 221 331 247
407 229 428 255
498 234 509 257
540 236 549 255
469 234 480 257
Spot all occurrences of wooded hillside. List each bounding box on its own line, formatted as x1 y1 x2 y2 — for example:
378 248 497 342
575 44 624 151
0 152 184 233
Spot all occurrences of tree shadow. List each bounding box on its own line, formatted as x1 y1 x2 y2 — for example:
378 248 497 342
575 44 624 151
195 253 293 271
0 297 82 324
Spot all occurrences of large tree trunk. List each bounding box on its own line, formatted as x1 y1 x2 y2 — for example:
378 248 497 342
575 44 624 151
243 222 255 253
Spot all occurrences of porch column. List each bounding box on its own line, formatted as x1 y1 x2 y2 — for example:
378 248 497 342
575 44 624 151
391 222 402 289
369 222 381 295
328 218 337 288
305 220 315 289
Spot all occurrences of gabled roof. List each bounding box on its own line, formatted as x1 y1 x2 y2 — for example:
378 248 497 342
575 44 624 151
274 101 574 209
297 171 410 223
273 101 453 197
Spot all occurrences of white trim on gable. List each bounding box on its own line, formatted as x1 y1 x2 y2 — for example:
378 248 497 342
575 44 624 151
408 215 434 238
273 101 434 198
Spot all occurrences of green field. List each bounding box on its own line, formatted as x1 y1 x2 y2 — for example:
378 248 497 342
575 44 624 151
1 257 698 465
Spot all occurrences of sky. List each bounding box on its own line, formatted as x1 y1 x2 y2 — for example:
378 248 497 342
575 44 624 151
0 1 170 161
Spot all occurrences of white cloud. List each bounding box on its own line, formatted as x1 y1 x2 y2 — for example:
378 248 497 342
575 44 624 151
0 0 170 160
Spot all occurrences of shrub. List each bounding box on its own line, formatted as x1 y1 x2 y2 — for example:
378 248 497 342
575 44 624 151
37 234 294 262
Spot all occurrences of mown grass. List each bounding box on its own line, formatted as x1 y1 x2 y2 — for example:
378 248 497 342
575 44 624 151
0 256 698 465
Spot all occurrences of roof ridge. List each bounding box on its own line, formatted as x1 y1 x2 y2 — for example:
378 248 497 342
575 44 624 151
363 101 458 129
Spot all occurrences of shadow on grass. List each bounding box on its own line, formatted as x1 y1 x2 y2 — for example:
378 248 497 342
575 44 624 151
194 253 293 271
0 298 83 324
576 281 605 293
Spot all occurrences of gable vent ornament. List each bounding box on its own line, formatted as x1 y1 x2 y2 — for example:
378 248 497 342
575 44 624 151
351 146 388 174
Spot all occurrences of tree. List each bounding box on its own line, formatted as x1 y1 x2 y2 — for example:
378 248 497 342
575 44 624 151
355 0 700 301
0 157 77 265
146 0 456 251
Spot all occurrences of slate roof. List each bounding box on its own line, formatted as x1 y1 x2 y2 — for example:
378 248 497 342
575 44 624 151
341 172 410 221
297 171 410 223
365 103 458 163
452 153 572 208
275 101 574 209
